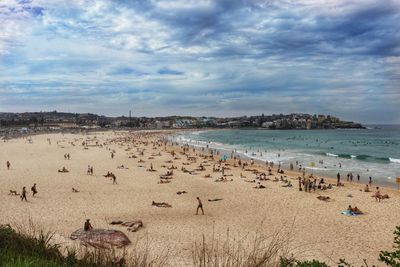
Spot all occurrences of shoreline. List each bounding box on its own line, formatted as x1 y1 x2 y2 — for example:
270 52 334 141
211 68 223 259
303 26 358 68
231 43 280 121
170 129 400 191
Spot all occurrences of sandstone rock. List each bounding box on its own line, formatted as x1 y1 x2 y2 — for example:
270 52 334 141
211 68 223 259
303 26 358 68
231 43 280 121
70 229 131 248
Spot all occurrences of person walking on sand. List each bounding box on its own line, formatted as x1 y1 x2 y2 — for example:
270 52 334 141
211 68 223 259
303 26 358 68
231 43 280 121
337 172 341 185
21 186 27 201
196 197 204 215
6 160 10 170
112 173 117 184
31 183 37 197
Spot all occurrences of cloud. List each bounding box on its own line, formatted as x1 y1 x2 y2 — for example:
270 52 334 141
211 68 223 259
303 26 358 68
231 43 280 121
0 0 399 123
157 67 184 75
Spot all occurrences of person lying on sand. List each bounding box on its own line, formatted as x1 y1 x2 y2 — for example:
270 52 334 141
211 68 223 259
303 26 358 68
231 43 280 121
159 175 173 180
72 188 80 193
196 164 205 171
152 201 172 208
317 196 331 201
203 174 212 178
58 167 69 173
208 198 223 201
214 177 233 182
346 205 363 215
146 163 156 172
117 165 128 169
282 181 293 187
8 190 19 196
177 191 187 195
138 159 145 163
321 184 333 190
254 182 266 189
280 176 288 183
158 179 170 184
164 170 173 176
167 165 177 170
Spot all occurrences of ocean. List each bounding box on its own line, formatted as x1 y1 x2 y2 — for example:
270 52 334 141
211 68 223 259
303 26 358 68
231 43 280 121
172 125 400 188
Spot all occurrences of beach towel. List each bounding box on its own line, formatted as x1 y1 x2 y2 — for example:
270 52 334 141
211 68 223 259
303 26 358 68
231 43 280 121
341 210 361 216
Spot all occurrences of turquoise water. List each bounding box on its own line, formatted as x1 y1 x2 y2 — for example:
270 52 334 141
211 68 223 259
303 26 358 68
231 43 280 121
174 125 400 187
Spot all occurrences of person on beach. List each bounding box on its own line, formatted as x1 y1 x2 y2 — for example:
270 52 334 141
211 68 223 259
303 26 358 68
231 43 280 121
369 176 372 185
353 206 363 215
21 186 27 201
6 160 10 170
196 197 204 215
337 173 340 186
347 205 353 212
84 219 93 231
357 174 360 182
112 173 117 184
31 183 37 197
364 184 371 192
374 187 382 202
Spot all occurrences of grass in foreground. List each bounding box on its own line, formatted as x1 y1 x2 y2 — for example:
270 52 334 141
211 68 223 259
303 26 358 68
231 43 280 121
2 223 400 266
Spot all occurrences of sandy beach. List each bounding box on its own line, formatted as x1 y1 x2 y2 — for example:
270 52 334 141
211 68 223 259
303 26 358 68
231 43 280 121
1 130 399 266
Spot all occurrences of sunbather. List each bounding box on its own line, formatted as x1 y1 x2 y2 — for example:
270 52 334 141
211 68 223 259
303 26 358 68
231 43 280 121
152 201 172 208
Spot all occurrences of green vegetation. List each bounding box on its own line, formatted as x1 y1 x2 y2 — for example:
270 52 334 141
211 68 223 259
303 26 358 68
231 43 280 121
0 224 167 267
379 226 400 267
2 223 400 266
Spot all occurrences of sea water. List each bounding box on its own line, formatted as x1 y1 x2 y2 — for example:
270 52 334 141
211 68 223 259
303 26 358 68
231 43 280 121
173 125 400 188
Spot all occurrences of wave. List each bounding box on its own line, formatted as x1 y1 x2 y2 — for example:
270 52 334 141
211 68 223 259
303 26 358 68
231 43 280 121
322 152 399 164
325 153 338 157
389 158 400 164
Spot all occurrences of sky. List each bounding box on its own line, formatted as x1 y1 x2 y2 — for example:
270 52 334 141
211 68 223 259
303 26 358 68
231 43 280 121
0 0 399 123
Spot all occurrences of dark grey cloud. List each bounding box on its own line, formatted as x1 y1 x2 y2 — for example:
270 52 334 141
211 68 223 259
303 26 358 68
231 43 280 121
0 0 399 123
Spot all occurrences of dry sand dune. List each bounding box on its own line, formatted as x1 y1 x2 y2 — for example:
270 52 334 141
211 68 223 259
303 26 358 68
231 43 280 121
0 130 399 266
